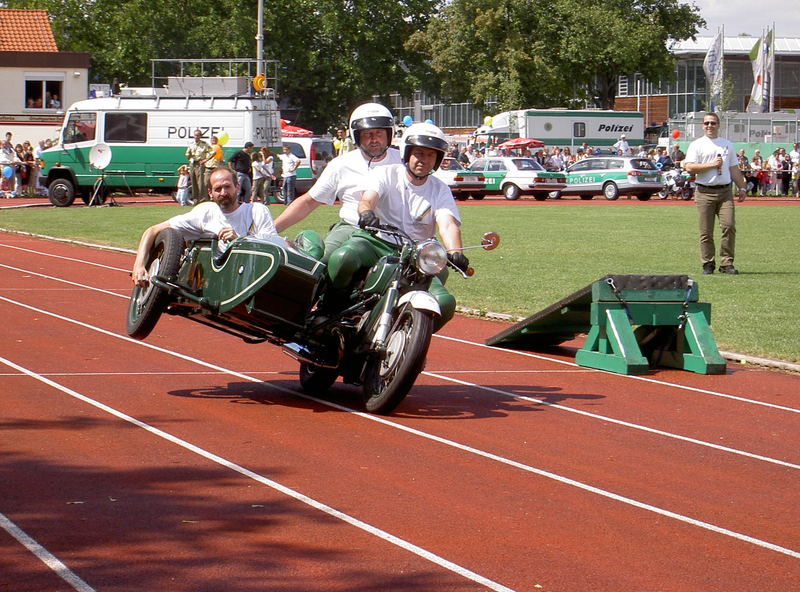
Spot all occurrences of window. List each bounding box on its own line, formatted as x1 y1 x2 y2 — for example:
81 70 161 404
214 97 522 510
469 159 486 171
487 160 506 171
573 122 586 138
105 113 147 143
24 76 63 110
283 142 306 158
63 112 97 143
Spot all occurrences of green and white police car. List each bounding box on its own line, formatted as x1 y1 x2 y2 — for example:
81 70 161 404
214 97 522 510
552 156 663 201
432 156 487 200
468 157 566 200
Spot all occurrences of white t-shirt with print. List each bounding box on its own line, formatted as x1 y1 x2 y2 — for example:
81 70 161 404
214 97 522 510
361 164 461 242
309 147 402 225
168 201 277 241
685 135 737 185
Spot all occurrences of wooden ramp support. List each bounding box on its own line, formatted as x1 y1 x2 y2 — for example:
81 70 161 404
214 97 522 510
486 274 726 375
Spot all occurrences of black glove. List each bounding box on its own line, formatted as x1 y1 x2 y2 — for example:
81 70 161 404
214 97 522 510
358 209 380 229
447 251 469 271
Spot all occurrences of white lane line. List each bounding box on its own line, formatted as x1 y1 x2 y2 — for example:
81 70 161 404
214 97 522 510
1 297 799 561
0 242 132 272
435 334 800 414
0 371 287 377
0 263 125 299
0 512 97 592
426 369 593 374
2 261 796 414
0 356 516 592
1 293 797 470
421 372 800 471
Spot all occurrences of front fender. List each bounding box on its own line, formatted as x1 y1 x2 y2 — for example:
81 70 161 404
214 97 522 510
398 290 440 316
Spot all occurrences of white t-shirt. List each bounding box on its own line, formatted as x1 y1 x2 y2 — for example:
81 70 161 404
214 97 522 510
168 201 277 241
685 135 737 185
361 164 461 242
308 147 402 225
252 160 268 181
613 139 631 156
278 153 300 179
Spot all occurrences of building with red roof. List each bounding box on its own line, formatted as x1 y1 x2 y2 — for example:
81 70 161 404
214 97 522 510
0 8 90 142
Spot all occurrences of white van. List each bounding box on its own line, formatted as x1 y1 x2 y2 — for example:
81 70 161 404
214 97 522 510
40 78 281 206
280 137 335 194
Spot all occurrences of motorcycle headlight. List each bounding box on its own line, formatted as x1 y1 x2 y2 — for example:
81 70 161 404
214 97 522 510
415 240 448 275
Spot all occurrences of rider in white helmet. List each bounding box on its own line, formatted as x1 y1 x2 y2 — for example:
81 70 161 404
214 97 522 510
273 102 402 260
325 122 467 329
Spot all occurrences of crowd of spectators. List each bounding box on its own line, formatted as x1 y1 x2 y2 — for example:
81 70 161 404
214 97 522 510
445 139 800 197
0 132 53 198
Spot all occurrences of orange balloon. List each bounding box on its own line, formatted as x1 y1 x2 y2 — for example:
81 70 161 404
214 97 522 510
671 129 680 139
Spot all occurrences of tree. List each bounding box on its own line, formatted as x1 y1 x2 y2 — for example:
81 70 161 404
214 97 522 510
3 0 437 132
409 0 705 111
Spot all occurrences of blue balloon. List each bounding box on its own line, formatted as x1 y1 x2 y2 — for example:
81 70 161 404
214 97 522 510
2 166 12 179
424 119 434 125
402 115 413 127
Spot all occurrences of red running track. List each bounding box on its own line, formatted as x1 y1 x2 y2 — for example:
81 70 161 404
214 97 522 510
1 232 798 592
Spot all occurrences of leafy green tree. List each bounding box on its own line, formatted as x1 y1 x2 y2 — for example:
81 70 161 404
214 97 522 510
3 0 437 132
410 0 705 110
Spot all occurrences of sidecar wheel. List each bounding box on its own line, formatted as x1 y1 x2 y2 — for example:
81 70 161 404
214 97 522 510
125 228 183 339
299 363 339 394
362 307 434 414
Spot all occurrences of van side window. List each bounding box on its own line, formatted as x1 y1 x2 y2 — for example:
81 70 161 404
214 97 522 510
284 142 306 159
105 113 148 143
64 112 97 143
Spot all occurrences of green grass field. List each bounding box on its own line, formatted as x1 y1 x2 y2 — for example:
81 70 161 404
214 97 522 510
1 201 798 363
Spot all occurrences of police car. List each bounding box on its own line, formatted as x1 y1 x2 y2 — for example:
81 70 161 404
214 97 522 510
467 157 566 200
432 157 487 200
551 156 662 201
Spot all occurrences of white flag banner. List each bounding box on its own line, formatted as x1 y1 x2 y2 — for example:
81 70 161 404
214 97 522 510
746 30 773 113
703 30 724 105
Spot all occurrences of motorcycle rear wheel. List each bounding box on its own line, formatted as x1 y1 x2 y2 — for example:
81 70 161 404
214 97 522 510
126 228 183 339
363 306 434 414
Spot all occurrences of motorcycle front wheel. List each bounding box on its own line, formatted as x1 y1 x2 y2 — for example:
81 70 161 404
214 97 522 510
362 306 434 414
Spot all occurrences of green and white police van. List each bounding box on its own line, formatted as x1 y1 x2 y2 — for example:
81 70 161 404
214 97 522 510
479 109 645 149
40 80 281 206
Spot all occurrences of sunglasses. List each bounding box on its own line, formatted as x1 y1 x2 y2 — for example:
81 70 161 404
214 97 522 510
703 121 718 126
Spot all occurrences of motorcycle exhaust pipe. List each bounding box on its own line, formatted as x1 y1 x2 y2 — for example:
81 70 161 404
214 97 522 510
281 342 338 369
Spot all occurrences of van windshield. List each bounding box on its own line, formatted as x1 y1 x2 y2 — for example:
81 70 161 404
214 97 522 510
64 112 97 143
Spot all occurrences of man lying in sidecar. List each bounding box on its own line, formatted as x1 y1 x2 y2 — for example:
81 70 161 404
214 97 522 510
126 131 497 414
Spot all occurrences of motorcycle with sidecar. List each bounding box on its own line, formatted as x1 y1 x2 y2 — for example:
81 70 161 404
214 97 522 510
126 225 499 414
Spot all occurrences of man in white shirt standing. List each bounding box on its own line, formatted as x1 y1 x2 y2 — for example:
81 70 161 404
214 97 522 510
683 112 748 275
613 134 631 156
277 145 300 205
273 102 402 260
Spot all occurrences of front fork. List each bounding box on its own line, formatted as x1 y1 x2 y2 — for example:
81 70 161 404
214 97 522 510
371 278 401 354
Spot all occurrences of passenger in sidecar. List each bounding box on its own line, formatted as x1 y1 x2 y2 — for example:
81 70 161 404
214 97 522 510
131 167 278 287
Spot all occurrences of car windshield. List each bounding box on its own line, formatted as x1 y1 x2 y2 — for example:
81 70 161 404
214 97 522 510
630 159 656 170
440 158 464 171
512 158 544 171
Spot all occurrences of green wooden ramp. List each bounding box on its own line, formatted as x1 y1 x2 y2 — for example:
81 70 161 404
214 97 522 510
486 274 726 375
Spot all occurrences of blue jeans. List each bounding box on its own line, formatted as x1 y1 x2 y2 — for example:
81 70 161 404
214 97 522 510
281 175 296 204
236 172 252 203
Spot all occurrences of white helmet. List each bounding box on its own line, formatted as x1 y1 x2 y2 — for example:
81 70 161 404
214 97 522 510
348 102 395 146
400 122 449 172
